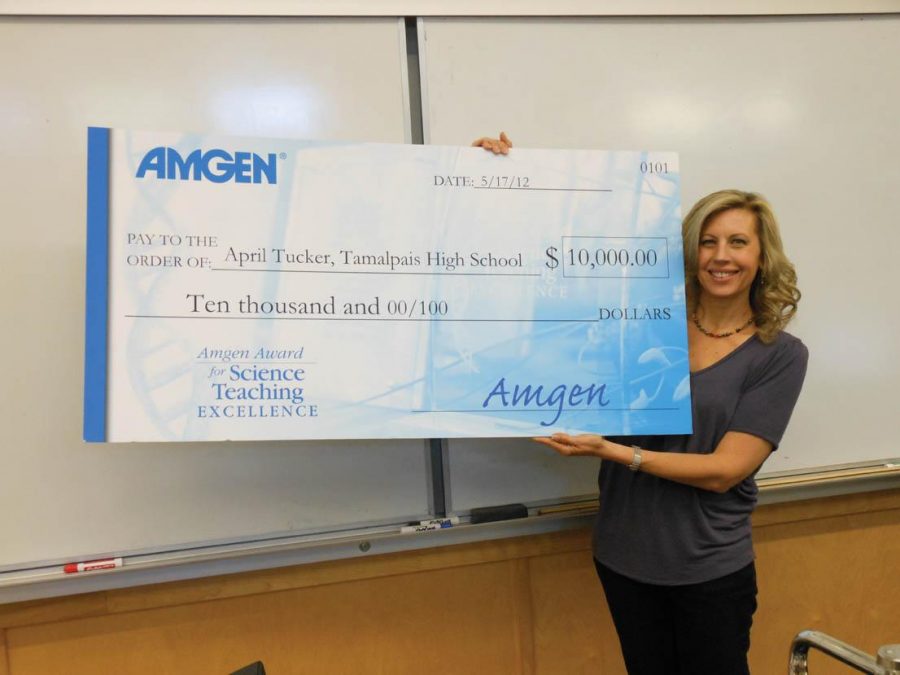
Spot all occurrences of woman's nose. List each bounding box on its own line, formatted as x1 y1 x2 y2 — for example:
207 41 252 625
713 243 730 261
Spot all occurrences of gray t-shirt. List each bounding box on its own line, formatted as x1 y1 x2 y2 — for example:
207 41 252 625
593 331 808 585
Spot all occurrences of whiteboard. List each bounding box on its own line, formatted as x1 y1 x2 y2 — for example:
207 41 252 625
0 17 430 570
420 15 900 510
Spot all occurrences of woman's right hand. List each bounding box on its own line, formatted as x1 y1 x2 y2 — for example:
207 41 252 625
471 131 513 155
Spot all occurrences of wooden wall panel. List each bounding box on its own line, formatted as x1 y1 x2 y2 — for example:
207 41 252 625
751 508 900 675
6 562 529 675
1 490 898 675
529 552 625 674
510 559 536 675
1 629 10 675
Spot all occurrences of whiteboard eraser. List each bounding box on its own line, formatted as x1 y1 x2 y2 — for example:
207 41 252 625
470 503 528 524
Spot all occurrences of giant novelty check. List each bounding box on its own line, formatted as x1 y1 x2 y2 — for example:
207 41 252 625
83 128 691 442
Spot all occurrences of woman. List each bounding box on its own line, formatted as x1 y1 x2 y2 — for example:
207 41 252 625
475 133 809 674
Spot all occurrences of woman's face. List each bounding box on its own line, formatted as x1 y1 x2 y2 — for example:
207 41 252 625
696 208 762 304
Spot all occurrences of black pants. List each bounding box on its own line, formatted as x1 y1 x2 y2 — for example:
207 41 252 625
594 560 757 675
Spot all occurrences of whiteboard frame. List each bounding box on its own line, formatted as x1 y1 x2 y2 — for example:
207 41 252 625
2 11 899 602
1 1 899 16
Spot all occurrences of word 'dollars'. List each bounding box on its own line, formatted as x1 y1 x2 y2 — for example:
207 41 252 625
135 147 278 184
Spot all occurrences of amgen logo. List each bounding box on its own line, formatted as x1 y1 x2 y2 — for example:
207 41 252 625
136 147 278 184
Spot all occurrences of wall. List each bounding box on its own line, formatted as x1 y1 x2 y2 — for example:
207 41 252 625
1 489 898 674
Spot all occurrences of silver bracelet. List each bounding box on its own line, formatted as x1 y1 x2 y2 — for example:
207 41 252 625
628 445 643 472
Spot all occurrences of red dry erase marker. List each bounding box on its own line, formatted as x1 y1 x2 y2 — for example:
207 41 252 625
63 557 123 574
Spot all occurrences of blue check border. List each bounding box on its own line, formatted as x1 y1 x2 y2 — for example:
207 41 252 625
83 127 110 442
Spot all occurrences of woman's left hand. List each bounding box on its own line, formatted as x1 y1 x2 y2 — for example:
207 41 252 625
533 433 609 458
471 131 513 155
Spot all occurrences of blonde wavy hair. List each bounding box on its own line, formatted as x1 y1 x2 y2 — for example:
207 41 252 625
682 189 801 343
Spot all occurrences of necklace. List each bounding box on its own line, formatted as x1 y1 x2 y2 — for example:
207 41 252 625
692 312 755 338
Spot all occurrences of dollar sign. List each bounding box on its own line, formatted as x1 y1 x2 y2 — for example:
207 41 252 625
545 246 559 269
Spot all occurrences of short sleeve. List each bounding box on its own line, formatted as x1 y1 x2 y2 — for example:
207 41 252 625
728 334 809 450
